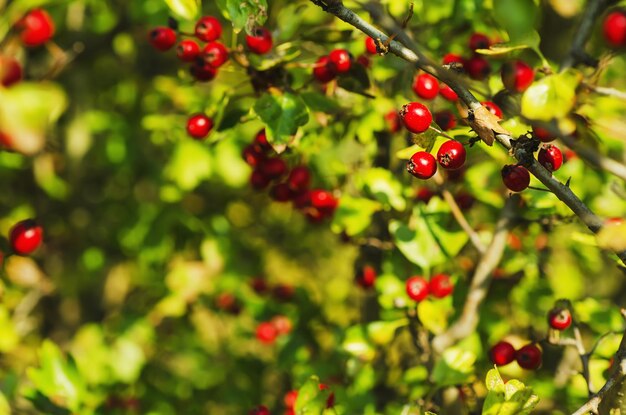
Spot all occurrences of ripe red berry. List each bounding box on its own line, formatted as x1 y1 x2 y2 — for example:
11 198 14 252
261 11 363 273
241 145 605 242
16 9 55 47
439 83 458 101
249 405 270 415
271 315 293 335
186 114 213 139
215 293 241 314
260 157 288 180
482 101 503 119
203 41 229 68
365 37 378 54
287 166 311 192
469 33 491 50
9 219 43 255
501 165 530 192
313 56 337 83
429 274 454 298
356 265 377 289
270 183 292 202
604 11 626 48
242 144 266 167
250 277 269 294
437 140 466 170
176 40 201 62
273 284 295 301
516 344 542 370
548 308 572 330
416 187 435 204
328 49 353 74
254 129 273 152
490 341 516 366
292 191 311 209
284 390 298 408
246 27 273 55
406 276 429 302
407 151 437 180
250 170 270 190
190 61 218 82
412 73 439 100
195 16 222 42
256 322 278 344
538 144 563 172
356 54 371 68
532 125 556 142
0 56 22 87
455 192 475 210
501 60 534 93
149 26 177 51
434 111 457 132
465 56 491 80
400 102 433 134
385 110 401 133
310 189 338 212
442 53 464 65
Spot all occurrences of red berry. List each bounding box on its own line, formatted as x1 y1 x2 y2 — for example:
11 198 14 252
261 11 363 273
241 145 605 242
501 60 534 93
482 101 503 119
287 166 311 192
16 9 55 47
246 27 273 55
176 40 201 62
439 83 458 101
260 158 288 180
203 41 229 68
469 33 491 50
256 322 278 344
604 11 626 48
186 114 213 139
356 54 371 68
454 192 475 210
313 56 337 83
501 165 530 192
215 293 241 314
271 315 293 335
365 37 378 54
250 277 269 294
434 110 457 131
429 274 454 298
442 53 464 65
412 73 439 100
538 144 563 172
9 219 43 255
250 170 270 190
548 308 572 331
406 276 429 302
0 132 13 148
356 265 377 289
385 110 401 133
328 49 353 74
400 102 433 134
516 344 542 370
416 187 435 204
532 125 556 142
318 384 335 408
149 26 177 51
242 144 266 167
270 183 292 202
292 190 311 209
310 189 338 212
273 284 295 301
606 217 625 226
254 129 273 152
407 151 437 180
284 390 298 408
195 16 222 42
437 140 466 170
465 56 491 80
190 61 218 82
490 341 516 366
0 56 22 87
249 405 270 415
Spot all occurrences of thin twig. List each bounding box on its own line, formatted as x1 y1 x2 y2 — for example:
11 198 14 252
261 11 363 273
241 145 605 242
584 83 626 101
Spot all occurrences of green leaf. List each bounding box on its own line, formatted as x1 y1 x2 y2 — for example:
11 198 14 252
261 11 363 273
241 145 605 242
358 168 406 211
482 368 539 415
366 319 408 345
330 196 381 236
432 347 476 387
521 70 581 121
301 92 342 114
375 273 409 309
342 326 376 361
294 376 332 414
493 0 538 42
412 128 439 153
253 91 309 148
216 0 268 34
417 300 451 335
163 0 200 20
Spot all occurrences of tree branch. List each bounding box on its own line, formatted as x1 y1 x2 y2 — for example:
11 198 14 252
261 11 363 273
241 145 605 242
559 133 626 183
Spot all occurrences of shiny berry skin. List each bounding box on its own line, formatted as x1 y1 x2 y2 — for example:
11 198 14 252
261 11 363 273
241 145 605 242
256 322 278 344
407 151 437 180
195 16 222 42
16 9 55 47
246 27 273 55
176 40 201 62
203 41 229 68
437 140 466 170
249 405 270 415
439 83 458 101
469 33 491 50
356 265 377 288
501 165 530 192
190 61 217 82
482 101 503 119
250 170 270 190
465 56 491 80
385 110 401 133
442 53 464 65
186 114 213 139
400 102 433 134
365 37 378 54
490 341 516 366
149 27 177 51
532 125 556 142
9 219 43 255
313 56 337 83
328 49 353 74
434 110 457 131
548 308 572 331
538 144 563 172
429 274 454 298
242 144 266 167
260 158 288 180
310 189 338 211
516 344 542 370
287 166 311 192
406 276 429 302
412 73 439 100
604 11 626 48
501 60 534 93
0 56 22 87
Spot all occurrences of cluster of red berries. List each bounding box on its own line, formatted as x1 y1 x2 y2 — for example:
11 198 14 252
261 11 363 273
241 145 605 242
256 315 292 344
313 48 354 83
406 138 467 180
405 274 454 302
355 265 377 289
250 277 295 302
490 341 542 370
242 130 339 223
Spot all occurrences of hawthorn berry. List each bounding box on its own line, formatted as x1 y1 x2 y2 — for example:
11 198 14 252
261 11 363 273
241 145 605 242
287 166 311 192
501 60 534 93
176 40 201 62
292 190 311 209
407 151 437 180
273 284 295 301
439 83 458 101
356 54 371 68
271 315 293 335
429 274 454 298
400 102 433 134
356 265 377 289
249 405 270 415
406 276 429 302
548 308 572 331
270 183 292 202
538 144 563 172
385 110 401 133
203 41 229 68
516 343 542 370
284 390 298 408
501 165 530 192
16 9 55 47
186 114 213 139
415 187 435 204
365 37 378 54
412 73 439 100
195 16 222 42
532 125 556 142
190 61 218 82
9 219 43 255
490 341 516 366
242 144 266 167
437 140 466 170
435 111 456 131
465 56 491 80
468 32 491 51
313 56 337 83
0 56 22 87
246 27 273 55
328 49 353 74
255 129 273 152
442 53 464 65
215 293 241 314
310 189 338 212
455 192 475 210
250 170 271 190
256 322 278 344
250 277 269 294
260 158 288 180
603 11 626 48
482 101 503 119
149 27 177 51
318 384 335 408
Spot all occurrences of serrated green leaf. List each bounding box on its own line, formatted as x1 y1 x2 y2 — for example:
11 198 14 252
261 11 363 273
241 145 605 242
216 0 268 33
253 91 309 148
485 368 505 391
163 0 200 20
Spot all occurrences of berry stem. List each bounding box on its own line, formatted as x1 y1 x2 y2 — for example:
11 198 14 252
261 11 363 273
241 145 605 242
428 125 453 140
